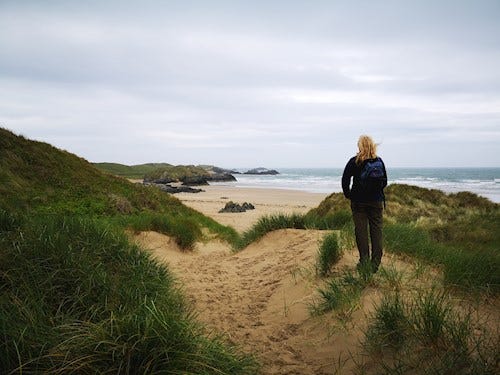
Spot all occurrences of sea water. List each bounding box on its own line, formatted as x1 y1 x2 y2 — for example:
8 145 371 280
211 168 500 203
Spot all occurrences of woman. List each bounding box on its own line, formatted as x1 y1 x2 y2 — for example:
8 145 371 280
342 135 387 273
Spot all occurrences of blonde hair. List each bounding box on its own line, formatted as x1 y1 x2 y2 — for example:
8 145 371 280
355 135 378 165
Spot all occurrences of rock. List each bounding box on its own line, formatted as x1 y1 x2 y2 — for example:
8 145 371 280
242 202 255 210
143 182 204 194
243 168 279 175
218 201 255 213
206 173 237 183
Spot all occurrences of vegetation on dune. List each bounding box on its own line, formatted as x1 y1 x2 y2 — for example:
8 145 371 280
93 162 172 179
316 232 343 277
0 128 237 247
364 289 499 374
0 128 254 372
306 184 500 292
0 212 257 374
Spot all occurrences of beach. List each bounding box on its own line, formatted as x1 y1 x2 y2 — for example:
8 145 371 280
175 185 329 232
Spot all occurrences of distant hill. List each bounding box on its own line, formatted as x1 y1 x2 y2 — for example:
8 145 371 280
0 128 182 214
93 162 172 179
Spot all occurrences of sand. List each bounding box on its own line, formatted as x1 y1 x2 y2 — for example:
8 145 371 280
175 185 329 232
134 229 376 374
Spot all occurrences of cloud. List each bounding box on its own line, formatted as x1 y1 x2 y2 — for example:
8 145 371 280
0 0 499 167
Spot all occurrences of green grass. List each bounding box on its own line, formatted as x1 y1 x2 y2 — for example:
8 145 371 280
93 162 172 179
366 293 409 348
311 270 368 317
316 232 343 277
384 223 500 292
0 214 257 374
365 289 498 374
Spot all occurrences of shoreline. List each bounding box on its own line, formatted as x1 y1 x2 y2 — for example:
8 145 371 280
175 184 329 232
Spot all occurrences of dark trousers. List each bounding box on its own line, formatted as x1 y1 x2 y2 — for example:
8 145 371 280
351 202 383 268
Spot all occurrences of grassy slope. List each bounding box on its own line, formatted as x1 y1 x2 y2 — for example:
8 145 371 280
93 162 172 179
0 129 177 214
0 128 252 373
0 128 238 244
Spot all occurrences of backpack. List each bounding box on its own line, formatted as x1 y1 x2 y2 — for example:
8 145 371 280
359 158 386 192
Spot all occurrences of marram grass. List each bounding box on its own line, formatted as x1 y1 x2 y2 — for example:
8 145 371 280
316 232 342 277
0 214 257 374
365 289 499 374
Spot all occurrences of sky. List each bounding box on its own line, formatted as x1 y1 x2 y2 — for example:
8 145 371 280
1 0 499 168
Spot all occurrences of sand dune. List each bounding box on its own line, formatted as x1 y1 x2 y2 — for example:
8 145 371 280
134 229 385 374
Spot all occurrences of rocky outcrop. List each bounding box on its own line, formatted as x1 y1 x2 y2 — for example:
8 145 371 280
144 165 237 186
218 201 255 213
243 168 279 175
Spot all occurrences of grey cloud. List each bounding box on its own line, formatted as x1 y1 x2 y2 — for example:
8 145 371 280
0 0 499 167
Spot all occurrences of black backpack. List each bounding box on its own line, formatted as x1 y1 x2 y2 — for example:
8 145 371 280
360 158 386 192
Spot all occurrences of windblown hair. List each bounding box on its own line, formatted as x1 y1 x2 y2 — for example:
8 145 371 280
355 135 378 165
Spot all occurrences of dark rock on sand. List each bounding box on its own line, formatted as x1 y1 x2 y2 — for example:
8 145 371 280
144 182 204 194
219 201 256 213
244 168 279 175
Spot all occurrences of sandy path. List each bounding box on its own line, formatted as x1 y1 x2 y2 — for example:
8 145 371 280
134 229 382 374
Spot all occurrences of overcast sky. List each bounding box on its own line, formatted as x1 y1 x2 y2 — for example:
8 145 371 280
1 0 499 168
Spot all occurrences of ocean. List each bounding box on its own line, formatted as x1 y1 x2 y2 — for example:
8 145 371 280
211 168 500 203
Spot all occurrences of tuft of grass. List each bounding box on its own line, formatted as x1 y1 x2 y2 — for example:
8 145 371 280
311 270 364 317
378 265 405 291
411 289 452 344
366 293 409 349
316 232 342 277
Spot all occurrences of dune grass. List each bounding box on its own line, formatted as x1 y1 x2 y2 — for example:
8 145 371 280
307 185 500 293
0 213 257 374
316 232 343 277
365 289 499 374
384 223 499 292
311 269 372 317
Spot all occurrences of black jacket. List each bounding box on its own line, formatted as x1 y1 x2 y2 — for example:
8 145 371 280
342 156 388 203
